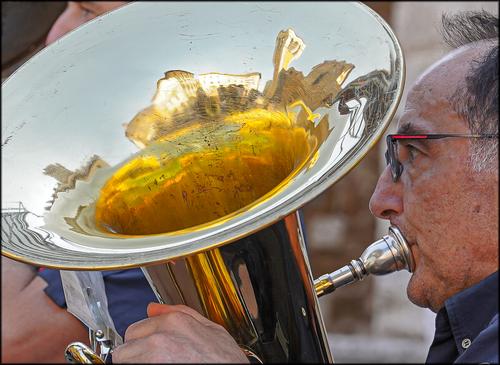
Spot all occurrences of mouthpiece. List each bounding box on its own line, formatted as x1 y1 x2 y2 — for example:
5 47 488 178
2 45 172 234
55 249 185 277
314 226 414 297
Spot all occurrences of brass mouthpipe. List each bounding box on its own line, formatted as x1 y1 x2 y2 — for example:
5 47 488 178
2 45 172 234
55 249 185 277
314 226 414 297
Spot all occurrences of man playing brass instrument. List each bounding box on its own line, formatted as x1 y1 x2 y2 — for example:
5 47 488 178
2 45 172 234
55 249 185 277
111 10 499 364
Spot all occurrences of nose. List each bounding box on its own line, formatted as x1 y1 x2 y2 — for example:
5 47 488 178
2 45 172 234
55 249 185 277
369 165 403 220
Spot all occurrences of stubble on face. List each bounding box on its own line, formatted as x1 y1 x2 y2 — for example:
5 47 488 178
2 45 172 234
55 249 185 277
398 44 499 312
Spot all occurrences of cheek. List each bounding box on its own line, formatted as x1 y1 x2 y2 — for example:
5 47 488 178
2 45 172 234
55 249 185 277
404 163 469 231
403 175 444 232
403 167 479 271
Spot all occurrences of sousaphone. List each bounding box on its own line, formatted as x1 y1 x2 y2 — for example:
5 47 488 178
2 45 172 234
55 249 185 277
2 2 406 363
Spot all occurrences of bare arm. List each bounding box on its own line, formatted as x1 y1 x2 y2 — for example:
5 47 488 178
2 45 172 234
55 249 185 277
1 256 89 363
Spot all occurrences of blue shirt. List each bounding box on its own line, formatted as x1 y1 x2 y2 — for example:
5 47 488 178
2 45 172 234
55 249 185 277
426 271 498 364
38 268 157 338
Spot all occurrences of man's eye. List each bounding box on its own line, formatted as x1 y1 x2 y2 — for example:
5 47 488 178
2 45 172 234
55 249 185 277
78 3 98 19
407 145 419 162
399 143 419 164
82 8 94 18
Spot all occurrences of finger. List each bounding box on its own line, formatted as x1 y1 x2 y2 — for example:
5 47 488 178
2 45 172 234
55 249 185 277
123 316 160 342
113 336 176 363
125 308 204 342
146 302 171 317
112 339 155 363
147 303 221 328
147 303 203 319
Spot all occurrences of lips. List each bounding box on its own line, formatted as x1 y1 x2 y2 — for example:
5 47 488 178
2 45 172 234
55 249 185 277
390 221 411 242
390 222 418 271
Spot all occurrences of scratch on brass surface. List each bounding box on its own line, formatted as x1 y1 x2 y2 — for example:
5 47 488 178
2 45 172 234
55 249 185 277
178 33 220 41
2 121 27 147
2 135 13 147
250 5 281 14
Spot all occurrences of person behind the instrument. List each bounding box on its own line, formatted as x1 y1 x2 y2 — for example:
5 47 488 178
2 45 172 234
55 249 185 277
0 2 159 364
111 10 499 364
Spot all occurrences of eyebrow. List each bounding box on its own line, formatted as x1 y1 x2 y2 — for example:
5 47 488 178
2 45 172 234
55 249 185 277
394 123 434 149
80 1 101 12
396 123 428 135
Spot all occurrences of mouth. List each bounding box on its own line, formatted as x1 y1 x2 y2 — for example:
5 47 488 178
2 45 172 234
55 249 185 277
390 223 417 272
390 222 413 243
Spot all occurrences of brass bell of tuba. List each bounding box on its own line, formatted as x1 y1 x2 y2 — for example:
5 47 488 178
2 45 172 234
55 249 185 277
2 2 406 363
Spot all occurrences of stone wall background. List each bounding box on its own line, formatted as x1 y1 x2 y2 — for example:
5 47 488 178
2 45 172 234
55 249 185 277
302 1 498 362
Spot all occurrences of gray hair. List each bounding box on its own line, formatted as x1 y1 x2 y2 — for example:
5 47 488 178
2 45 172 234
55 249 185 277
441 10 498 171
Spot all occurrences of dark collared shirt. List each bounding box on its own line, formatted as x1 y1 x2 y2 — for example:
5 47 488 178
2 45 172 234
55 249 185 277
426 271 498 364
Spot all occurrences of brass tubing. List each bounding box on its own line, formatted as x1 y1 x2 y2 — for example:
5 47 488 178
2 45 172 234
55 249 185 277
186 250 257 345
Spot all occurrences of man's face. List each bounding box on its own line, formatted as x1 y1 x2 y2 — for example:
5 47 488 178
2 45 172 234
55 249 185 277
369 44 499 313
45 1 128 45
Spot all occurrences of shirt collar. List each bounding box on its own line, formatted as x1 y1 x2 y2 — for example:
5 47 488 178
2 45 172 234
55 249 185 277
440 271 499 354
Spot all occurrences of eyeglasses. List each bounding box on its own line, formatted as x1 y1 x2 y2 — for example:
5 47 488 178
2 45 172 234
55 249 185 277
385 133 499 182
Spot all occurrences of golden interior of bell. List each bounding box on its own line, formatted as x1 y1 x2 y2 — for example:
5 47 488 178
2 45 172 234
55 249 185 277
88 28 353 237
95 109 316 235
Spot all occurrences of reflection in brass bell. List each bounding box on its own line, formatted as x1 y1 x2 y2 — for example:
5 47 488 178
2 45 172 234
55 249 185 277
2 2 406 363
314 226 414 297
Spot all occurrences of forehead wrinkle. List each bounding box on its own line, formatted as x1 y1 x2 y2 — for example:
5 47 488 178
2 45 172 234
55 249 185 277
402 65 470 133
420 98 455 120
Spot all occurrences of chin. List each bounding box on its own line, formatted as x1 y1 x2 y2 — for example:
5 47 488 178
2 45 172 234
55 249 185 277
406 269 431 310
407 271 445 312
